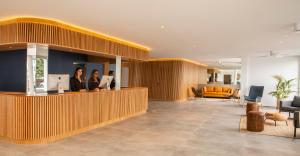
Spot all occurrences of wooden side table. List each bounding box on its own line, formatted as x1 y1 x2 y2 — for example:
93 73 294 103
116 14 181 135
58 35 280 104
246 102 259 115
247 111 264 132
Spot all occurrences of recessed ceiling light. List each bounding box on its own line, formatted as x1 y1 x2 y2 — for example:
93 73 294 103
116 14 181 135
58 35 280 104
279 41 284 44
160 25 165 29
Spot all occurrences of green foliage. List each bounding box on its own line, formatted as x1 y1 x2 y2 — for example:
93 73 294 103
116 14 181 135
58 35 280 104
36 58 44 79
269 75 296 99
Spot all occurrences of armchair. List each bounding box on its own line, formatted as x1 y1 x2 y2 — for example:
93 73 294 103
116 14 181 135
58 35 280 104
294 111 299 138
191 87 202 98
244 86 264 105
280 97 300 117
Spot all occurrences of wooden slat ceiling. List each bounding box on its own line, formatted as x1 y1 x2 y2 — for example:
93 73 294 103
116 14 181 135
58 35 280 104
0 17 150 60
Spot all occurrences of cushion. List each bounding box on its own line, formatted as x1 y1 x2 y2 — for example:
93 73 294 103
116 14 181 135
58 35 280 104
215 87 223 93
206 86 214 92
265 112 288 121
204 92 217 95
223 87 230 92
292 96 300 107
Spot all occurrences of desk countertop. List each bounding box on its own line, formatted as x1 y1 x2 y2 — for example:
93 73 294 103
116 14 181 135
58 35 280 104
0 87 146 97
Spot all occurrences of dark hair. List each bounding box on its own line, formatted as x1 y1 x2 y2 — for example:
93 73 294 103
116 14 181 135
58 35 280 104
89 69 99 82
109 70 114 75
73 67 83 77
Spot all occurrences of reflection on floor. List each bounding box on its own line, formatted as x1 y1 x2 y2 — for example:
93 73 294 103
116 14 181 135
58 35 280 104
0 100 300 156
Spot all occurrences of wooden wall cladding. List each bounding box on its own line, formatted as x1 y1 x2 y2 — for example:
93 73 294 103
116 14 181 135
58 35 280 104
0 17 149 60
0 88 148 144
181 61 208 99
127 60 207 101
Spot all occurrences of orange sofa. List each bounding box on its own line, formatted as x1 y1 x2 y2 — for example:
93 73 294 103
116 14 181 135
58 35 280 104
202 86 234 98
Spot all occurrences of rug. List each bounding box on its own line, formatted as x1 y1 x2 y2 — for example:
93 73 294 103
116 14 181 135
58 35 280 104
239 115 299 138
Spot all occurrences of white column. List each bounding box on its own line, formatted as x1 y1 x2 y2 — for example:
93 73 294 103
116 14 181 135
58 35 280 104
26 52 34 95
240 57 249 100
26 43 49 95
115 56 121 90
233 70 238 85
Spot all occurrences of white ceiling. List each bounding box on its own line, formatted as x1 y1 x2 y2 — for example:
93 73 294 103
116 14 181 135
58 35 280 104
1 0 300 64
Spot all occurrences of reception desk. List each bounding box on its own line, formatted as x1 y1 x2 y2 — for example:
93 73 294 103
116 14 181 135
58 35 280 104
0 87 148 144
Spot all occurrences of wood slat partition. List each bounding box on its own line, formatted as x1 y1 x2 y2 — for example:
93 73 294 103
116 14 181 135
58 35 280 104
0 17 149 60
128 60 207 101
0 88 148 144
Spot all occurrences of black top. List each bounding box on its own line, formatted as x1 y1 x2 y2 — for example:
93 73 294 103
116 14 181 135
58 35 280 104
88 78 100 90
70 77 86 91
110 78 115 89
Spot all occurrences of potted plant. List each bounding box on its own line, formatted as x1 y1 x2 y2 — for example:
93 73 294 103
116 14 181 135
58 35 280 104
269 75 295 109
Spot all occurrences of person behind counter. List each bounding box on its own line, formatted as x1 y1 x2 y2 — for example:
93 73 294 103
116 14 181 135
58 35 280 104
88 69 101 91
109 70 115 89
70 67 86 92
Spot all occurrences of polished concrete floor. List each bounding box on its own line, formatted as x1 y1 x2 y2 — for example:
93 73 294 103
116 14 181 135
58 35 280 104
1 99 300 156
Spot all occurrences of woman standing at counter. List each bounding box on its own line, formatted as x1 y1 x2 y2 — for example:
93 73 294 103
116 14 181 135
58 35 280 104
88 69 101 91
70 67 86 91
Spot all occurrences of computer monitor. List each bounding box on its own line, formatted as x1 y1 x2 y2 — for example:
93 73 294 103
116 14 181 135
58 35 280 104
48 74 70 91
99 75 113 89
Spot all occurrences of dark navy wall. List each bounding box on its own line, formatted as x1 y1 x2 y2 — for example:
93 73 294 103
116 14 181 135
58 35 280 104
0 49 104 92
86 63 104 83
0 50 27 92
48 50 104 83
48 49 88 77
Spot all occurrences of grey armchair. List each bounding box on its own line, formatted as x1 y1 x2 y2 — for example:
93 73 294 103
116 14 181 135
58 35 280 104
294 111 299 138
280 100 300 117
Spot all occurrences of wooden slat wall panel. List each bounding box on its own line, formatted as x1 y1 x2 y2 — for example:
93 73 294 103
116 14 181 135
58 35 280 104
0 23 18 44
0 88 148 144
0 95 13 137
181 61 208 99
128 60 207 101
0 17 149 60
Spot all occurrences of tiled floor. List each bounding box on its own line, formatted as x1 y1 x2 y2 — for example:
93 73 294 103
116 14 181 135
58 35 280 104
0 99 300 156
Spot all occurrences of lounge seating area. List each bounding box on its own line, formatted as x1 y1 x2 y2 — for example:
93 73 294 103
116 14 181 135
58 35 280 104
241 101 300 138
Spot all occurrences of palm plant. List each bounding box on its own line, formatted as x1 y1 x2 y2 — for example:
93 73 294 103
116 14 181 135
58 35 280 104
269 75 295 109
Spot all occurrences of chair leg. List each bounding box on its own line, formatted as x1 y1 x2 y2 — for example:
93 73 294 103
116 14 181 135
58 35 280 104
294 128 297 138
286 121 288 126
289 112 290 118
275 121 277 126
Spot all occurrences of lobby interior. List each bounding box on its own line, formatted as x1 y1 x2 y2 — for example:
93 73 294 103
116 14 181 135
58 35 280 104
1 0 300 156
